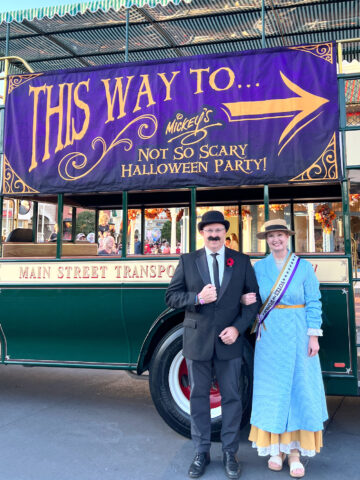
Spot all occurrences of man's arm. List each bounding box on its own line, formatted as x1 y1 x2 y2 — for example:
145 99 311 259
165 256 198 309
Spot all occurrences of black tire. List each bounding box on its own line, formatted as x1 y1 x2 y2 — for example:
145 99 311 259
149 325 254 440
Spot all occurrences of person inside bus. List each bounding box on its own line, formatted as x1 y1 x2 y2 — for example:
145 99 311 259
230 233 239 251
225 236 231 247
162 241 171 254
76 233 86 242
98 235 117 255
143 241 151 254
87 232 95 243
166 210 259 480
134 234 142 254
49 223 58 242
241 219 328 478
98 211 110 238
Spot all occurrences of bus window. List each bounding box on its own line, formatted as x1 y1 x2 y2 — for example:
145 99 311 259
196 206 240 251
294 202 344 253
2 198 16 241
349 180 360 272
144 207 189 255
241 204 265 255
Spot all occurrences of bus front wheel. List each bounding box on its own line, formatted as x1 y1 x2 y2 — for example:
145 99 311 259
149 325 253 440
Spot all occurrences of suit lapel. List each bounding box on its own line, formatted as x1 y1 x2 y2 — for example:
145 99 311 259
195 248 211 285
217 247 233 302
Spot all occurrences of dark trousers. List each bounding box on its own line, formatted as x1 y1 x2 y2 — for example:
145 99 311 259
186 356 243 454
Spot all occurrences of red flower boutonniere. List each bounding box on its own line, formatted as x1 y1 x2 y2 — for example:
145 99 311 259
227 258 234 267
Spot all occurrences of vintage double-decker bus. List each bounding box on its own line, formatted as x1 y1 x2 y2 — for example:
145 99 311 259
0 31 359 439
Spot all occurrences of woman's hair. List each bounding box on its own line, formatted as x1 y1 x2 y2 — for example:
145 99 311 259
231 233 239 242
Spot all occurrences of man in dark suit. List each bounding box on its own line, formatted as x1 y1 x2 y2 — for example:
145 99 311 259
166 210 259 479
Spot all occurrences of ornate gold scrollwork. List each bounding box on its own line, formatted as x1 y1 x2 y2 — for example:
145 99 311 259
3 155 39 193
8 73 43 94
290 132 338 182
288 43 333 64
58 114 158 181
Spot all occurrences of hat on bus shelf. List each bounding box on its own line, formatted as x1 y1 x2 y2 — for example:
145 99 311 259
198 210 230 232
76 233 86 241
256 218 295 240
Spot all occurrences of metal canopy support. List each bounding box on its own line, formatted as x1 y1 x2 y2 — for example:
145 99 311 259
5 23 10 56
125 8 130 63
261 0 266 49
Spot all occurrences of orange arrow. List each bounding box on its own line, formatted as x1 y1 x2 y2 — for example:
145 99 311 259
222 71 329 145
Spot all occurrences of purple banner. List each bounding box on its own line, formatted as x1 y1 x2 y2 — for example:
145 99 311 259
3 42 340 195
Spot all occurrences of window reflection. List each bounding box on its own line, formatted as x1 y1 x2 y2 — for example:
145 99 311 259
241 205 265 254
294 202 343 253
144 207 189 255
196 206 239 250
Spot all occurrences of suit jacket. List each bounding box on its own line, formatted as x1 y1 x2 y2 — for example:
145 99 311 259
165 247 259 361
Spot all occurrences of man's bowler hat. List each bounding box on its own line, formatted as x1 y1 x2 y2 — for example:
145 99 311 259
198 210 230 232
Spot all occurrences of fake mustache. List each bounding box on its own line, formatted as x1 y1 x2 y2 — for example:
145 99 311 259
208 236 220 241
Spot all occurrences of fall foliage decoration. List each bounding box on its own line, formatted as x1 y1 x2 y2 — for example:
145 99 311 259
315 204 336 233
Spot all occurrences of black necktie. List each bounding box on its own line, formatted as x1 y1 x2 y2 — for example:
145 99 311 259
211 253 221 294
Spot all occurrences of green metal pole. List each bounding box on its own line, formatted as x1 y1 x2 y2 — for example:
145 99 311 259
71 207 77 242
190 187 196 252
56 194 63 259
264 185 270 253
290 202 295 252
342 179 351 257
264 185 269 221
140 206 145 254
0 196 3 256
95 209 99 245
32 201 38 242
121 191 128 258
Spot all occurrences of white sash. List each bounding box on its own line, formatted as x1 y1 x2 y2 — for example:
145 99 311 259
251 253 300 339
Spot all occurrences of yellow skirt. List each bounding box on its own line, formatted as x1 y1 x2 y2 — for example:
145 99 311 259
249 425 323 457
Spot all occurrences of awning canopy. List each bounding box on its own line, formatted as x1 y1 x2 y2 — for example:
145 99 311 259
0 0 359 73
0 0 187 24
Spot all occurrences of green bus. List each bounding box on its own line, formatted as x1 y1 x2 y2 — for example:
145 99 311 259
0 39 359 440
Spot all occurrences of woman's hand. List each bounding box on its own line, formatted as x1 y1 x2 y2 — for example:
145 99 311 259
308 335 320 357
241 292 257 305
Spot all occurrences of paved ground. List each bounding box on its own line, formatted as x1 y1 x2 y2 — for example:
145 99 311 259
0 365 359 480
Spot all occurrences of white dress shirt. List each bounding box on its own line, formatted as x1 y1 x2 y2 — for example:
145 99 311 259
205 245 225 286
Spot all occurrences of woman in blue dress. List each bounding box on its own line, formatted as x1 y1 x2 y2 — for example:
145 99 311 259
242 219 328 478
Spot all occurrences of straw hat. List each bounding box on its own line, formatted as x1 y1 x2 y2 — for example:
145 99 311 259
256 218 295 239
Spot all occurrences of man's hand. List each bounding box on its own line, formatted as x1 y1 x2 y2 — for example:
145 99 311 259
241 292 257 305
219 326 239 345
308 335 320 357
198 284 217 304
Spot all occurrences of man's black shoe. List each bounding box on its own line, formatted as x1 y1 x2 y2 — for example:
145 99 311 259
188 452 210 478
223 452 241 479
